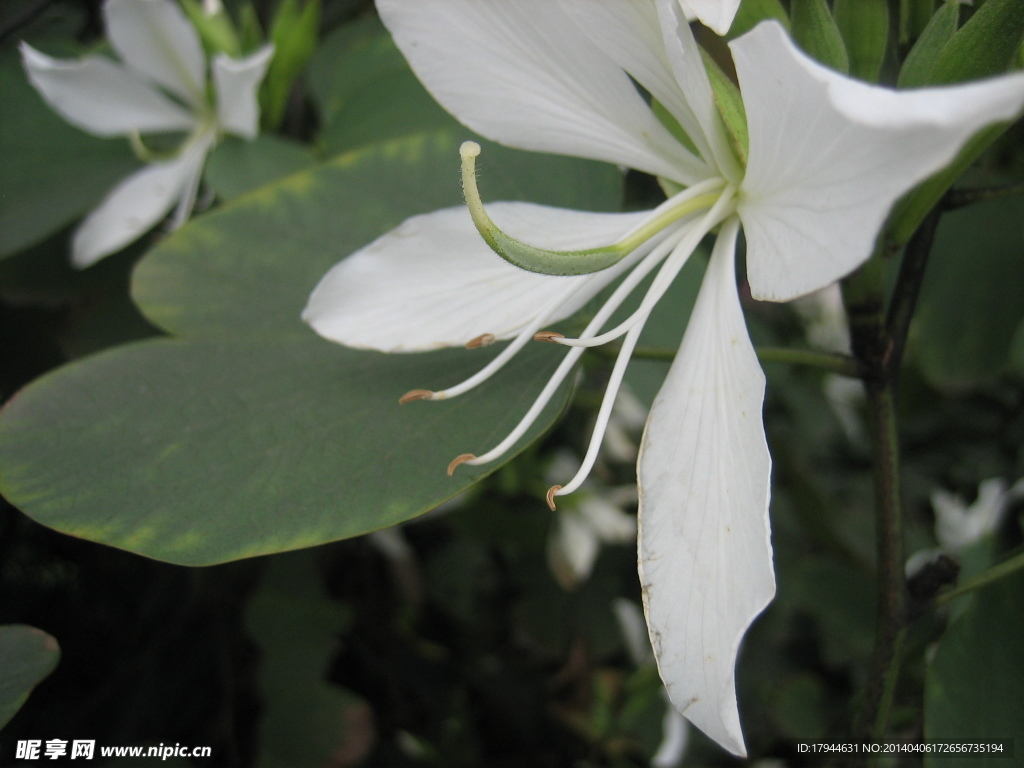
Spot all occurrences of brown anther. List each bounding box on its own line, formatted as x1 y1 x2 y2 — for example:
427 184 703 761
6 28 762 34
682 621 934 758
399 389 434 405
546 485 562 511
534 331 565 343
466 333 496 349
447 453 477 476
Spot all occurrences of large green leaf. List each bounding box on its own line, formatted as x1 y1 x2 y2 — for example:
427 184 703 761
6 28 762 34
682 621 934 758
0 132 623 565
924 572 1024 766
0 46 139 259
0 624 60 730
910 196 1024 390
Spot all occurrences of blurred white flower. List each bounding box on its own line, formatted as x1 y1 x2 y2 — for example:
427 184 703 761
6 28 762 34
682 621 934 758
932 477 1024 553
20 0 273 267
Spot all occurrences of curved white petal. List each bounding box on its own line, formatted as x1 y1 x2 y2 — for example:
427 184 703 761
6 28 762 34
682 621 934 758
71 135 213 267
20 43 196 136
376 0 697 183
637 219 773 757
104 0 206 108
303 203 650 352
733 21 1024 302
656 0 740 181
557 0 711 182
213 45 274 138
680 0 741 35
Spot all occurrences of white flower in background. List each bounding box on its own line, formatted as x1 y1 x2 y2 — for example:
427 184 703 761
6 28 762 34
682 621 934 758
546 452 637 590
303 0 1024 755
614 598 690 768
20 0 273 267
932 477 1024 553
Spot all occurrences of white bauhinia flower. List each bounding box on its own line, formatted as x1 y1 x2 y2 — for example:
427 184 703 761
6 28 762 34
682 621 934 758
20 0 273 267
303 0 1024 755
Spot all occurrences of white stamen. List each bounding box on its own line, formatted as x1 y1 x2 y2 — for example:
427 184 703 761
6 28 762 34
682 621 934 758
430 279 592 400
457 226 687 468
553 321 646 500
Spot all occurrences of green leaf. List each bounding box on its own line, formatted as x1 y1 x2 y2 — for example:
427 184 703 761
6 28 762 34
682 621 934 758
0 625 60 730
900 0 936 44
834 0 890 82
306 14 406 127
319 68 456 155
924 571 1024 765
727 0 789 40
0 337 572 566
262 0 320 130
790 0 850 74
0 132 623 565
700 49 748 165
930 0 1024 84
910 196 1024 390
180 0 242 58
898 1 960 89
204 134 314 201
0 47 139 259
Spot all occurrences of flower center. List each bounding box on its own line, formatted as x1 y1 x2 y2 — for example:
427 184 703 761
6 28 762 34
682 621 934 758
403 143 739 509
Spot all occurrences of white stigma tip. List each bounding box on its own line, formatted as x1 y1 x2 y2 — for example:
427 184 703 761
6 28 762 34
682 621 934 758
460 141 481 159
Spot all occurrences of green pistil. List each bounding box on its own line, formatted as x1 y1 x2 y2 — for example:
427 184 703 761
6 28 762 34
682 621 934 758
460 141 723 277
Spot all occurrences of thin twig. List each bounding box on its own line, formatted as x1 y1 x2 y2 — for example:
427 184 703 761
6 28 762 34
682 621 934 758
943 181 1024 211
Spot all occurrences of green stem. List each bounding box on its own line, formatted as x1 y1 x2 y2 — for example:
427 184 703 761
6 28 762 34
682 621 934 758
935 549 1024 607
855 382 907 758
755 346 860 377
885 207 941 378
843 248 909 760
943 181 1024 210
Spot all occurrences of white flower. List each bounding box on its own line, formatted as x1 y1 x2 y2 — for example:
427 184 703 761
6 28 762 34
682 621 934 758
932 477 1024 553
20 0 273 267
303 0 1024 755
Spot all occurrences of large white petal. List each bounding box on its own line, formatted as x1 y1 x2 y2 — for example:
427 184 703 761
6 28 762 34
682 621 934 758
680 0 741 35
71 134 213 267
637 219 773 757
557 0 711 181
20 43 196 136
733 21 1024 302
376 0 697 183
213 45 275 139
104 0 206 109
303 203 650 352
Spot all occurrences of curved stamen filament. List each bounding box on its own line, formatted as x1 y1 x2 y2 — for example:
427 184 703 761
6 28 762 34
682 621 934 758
546 186 736 348
461 141 724 276
449 227 688 472
414 277 595 402
548 322 646 507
